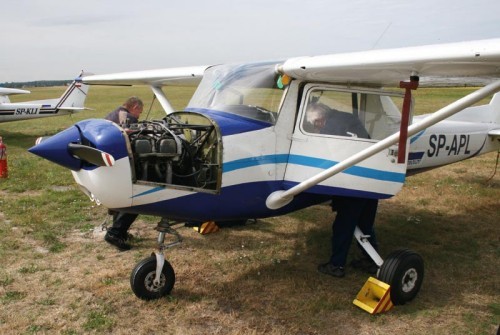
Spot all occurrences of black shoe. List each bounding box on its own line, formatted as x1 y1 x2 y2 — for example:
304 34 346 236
121 232 134 241
318 263 345 278
350 257 378 275
105 232 131 251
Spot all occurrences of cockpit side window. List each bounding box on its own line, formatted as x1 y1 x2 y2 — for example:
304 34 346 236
302 88 404 140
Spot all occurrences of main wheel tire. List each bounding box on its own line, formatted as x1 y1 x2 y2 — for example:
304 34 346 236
130 256 175 300
378 249 424 305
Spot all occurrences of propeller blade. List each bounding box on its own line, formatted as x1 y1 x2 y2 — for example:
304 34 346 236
35 136 51 145
68 143 115 167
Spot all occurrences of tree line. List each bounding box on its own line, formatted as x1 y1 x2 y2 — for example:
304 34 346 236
0 80 71 88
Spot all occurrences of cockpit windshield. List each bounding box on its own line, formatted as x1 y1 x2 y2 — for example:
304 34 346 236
187 62 287 124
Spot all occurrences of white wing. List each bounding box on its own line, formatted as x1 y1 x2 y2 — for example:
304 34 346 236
281 38 500 86
0 87 30 104
0 87 30 95
81 39 500 88
82 66 209 87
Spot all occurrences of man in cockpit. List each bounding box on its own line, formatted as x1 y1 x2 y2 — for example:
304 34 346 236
305 102 370 138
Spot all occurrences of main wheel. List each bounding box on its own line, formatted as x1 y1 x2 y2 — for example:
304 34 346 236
130 256 175 300
378 249 424 305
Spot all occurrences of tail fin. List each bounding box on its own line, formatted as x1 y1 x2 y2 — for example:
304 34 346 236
489 92 500 125
56 73 90 111
487 92 500 139
449 92 500 124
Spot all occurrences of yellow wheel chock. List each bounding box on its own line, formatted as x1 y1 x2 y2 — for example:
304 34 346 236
353 277 393 314
193 221 219 234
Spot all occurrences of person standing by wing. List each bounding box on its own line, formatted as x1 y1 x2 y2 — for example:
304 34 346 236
305 102 379 278
103 96 144 251
318 196 379 277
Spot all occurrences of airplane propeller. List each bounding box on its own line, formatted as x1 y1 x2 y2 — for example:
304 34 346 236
68 143 115 167
29 124 117 171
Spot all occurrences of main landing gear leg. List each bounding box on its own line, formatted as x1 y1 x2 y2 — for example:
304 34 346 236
130 218 182 300
354 226 424 305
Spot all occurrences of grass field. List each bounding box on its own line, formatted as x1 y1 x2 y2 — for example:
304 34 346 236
0 85 499 334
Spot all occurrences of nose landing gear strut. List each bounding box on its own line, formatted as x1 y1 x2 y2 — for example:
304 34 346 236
130 218 182 300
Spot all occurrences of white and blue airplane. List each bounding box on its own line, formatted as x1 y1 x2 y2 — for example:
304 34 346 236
29 39 500 303
0 74 89 123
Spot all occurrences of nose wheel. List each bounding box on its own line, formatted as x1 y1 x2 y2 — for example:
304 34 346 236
130 218 182 300
130 256 175 300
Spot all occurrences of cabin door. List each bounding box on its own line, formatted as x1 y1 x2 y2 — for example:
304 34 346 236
283 84 408 199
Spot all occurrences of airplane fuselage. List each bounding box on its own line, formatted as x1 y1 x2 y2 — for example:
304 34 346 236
66 114 499 223
29 62 500 223
0 102 62 122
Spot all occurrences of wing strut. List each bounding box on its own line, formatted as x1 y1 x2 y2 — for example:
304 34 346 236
266 79 500 210
398 76 419 163
150 85 175 115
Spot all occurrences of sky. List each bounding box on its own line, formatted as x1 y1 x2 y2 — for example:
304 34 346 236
1 0 499 83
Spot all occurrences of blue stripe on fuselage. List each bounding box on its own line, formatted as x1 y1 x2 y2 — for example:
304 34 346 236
133 186 165 198
410 130 425 143
223 154 289 172
224 154 405 183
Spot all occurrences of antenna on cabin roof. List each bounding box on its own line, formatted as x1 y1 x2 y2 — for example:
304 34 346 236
371 22 392 50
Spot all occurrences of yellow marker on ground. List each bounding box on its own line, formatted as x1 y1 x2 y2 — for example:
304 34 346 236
193 221 219 234
353 277 393 314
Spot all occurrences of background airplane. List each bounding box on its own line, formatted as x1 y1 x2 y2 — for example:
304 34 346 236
29 39 500 304
0 74 89 123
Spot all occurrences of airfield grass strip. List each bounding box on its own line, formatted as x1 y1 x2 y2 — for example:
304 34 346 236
0 86 498 334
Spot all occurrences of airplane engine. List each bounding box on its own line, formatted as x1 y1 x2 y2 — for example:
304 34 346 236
126 112 221 192
129 124 181 184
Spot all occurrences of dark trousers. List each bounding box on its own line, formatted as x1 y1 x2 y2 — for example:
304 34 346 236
329 197 379 267
107 212 138 237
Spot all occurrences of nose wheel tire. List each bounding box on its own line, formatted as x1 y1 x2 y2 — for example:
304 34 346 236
130 256 175 300
378 249 424 305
